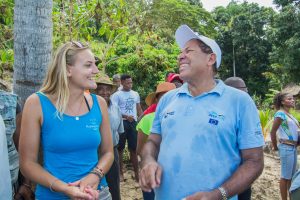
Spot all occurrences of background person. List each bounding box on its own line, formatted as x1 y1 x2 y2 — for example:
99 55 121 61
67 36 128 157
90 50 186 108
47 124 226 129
112 74 122 92
290 169 300 200
139 24 264 200
224 76 252 200
224 77 248 93
93 73 124 200
0 88 34 200
0 115 12 199
270 92 299 200
136 82 176 200
111 74 143 182
140 73 182 120
19 41 114 200
166 72 183 88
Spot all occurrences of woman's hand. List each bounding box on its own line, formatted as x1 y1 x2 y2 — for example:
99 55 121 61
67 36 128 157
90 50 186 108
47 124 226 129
84 186 100 200
64 185 99 200
68 173 100 194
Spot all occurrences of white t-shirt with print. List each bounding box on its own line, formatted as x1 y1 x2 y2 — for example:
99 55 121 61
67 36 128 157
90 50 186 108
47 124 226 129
111 90 140 121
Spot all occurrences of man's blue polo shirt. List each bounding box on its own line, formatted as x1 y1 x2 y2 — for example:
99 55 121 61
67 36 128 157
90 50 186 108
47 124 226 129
151 80 264 200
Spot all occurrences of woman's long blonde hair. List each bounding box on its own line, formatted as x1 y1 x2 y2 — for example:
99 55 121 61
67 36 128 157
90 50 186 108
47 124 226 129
40 42 89 117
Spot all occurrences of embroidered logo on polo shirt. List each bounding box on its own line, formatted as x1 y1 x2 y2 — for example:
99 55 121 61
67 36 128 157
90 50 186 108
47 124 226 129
208 111 225 126
164 111 175 118
209 118 218 125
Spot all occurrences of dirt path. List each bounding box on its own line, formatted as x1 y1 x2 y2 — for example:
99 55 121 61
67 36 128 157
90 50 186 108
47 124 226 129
121 152 281 200
252 153 281 200
120 163 142 200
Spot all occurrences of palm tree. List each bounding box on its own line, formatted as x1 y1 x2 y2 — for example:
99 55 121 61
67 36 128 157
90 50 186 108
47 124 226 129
13 0 53 106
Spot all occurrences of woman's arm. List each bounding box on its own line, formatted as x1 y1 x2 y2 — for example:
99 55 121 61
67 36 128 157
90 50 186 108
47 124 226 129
270 117 282 151
19 94 94 199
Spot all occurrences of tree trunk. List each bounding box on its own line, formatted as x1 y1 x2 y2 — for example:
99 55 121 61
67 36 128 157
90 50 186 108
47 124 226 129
13 0 52 106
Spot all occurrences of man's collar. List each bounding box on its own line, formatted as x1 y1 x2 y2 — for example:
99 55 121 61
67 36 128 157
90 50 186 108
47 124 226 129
178 79 225 97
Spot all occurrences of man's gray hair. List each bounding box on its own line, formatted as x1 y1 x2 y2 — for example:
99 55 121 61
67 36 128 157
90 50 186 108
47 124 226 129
112 74 121 80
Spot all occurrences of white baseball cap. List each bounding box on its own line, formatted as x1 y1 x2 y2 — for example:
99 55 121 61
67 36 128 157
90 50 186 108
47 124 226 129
175 24 222 68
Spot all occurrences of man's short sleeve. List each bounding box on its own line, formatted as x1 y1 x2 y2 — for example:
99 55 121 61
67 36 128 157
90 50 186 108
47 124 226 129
237 95 265 149
135 91 140 104
117 108 124 134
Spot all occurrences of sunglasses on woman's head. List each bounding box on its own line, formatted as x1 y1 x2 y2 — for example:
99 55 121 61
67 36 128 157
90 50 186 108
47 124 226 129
71 41 88 48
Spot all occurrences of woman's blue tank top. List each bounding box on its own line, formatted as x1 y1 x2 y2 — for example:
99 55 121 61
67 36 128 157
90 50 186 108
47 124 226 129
35 92 107 200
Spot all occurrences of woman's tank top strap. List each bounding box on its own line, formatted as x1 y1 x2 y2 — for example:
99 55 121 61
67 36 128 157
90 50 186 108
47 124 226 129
35 92 57 120
90 93 102 116
36 92 102 122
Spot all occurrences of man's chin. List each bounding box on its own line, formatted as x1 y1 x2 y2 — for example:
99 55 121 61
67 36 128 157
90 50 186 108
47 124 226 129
179 74 188 82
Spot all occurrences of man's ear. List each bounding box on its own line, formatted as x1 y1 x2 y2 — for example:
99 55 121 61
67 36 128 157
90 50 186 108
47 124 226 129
66 65 72 77
208 53 217 67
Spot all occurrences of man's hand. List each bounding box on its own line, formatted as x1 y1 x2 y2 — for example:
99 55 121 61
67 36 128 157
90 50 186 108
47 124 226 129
183 190 221 200
139 160 162 192
14 184 35 200
126 115 135 122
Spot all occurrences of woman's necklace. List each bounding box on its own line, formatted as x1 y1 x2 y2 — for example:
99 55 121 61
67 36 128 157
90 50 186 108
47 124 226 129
69 96 84 120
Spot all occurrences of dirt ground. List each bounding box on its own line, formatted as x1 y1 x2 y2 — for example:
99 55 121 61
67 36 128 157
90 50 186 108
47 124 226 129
252 153 281 200
120 152 282 200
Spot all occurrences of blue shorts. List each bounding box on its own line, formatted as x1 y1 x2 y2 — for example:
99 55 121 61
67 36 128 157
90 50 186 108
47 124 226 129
278 143 297 180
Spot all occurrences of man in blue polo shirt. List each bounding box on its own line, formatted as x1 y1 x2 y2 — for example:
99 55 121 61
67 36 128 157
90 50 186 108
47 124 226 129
139 25 264 200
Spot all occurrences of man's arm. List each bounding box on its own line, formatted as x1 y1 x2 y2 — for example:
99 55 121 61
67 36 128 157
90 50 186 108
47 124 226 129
136 103 143 119
185 147 264 200
139 134 162 192
13 107 22 150
136 131 148 157
221 147 264 197
13 111 35 199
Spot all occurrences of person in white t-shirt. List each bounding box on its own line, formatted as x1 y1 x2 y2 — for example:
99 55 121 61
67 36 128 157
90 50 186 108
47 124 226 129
111 74 143 182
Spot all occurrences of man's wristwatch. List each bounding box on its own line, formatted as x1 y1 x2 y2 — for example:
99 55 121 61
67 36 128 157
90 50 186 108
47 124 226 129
218 187 228 200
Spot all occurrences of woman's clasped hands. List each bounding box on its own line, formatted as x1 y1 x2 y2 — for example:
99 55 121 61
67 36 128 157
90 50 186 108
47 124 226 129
67 173 101 200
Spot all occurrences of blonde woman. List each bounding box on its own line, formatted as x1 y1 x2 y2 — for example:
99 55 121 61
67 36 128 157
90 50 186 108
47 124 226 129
19 42 114 200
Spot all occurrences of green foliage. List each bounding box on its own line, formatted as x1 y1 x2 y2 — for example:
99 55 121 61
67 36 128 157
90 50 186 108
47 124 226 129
290 109 300 122
213 2 275 98
1 0 299 105
259 109 274 139
268 3 300 83
0 0 14 78
143 0 217 40
50 0 208 100
262 88 280 109
105 33 179 99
